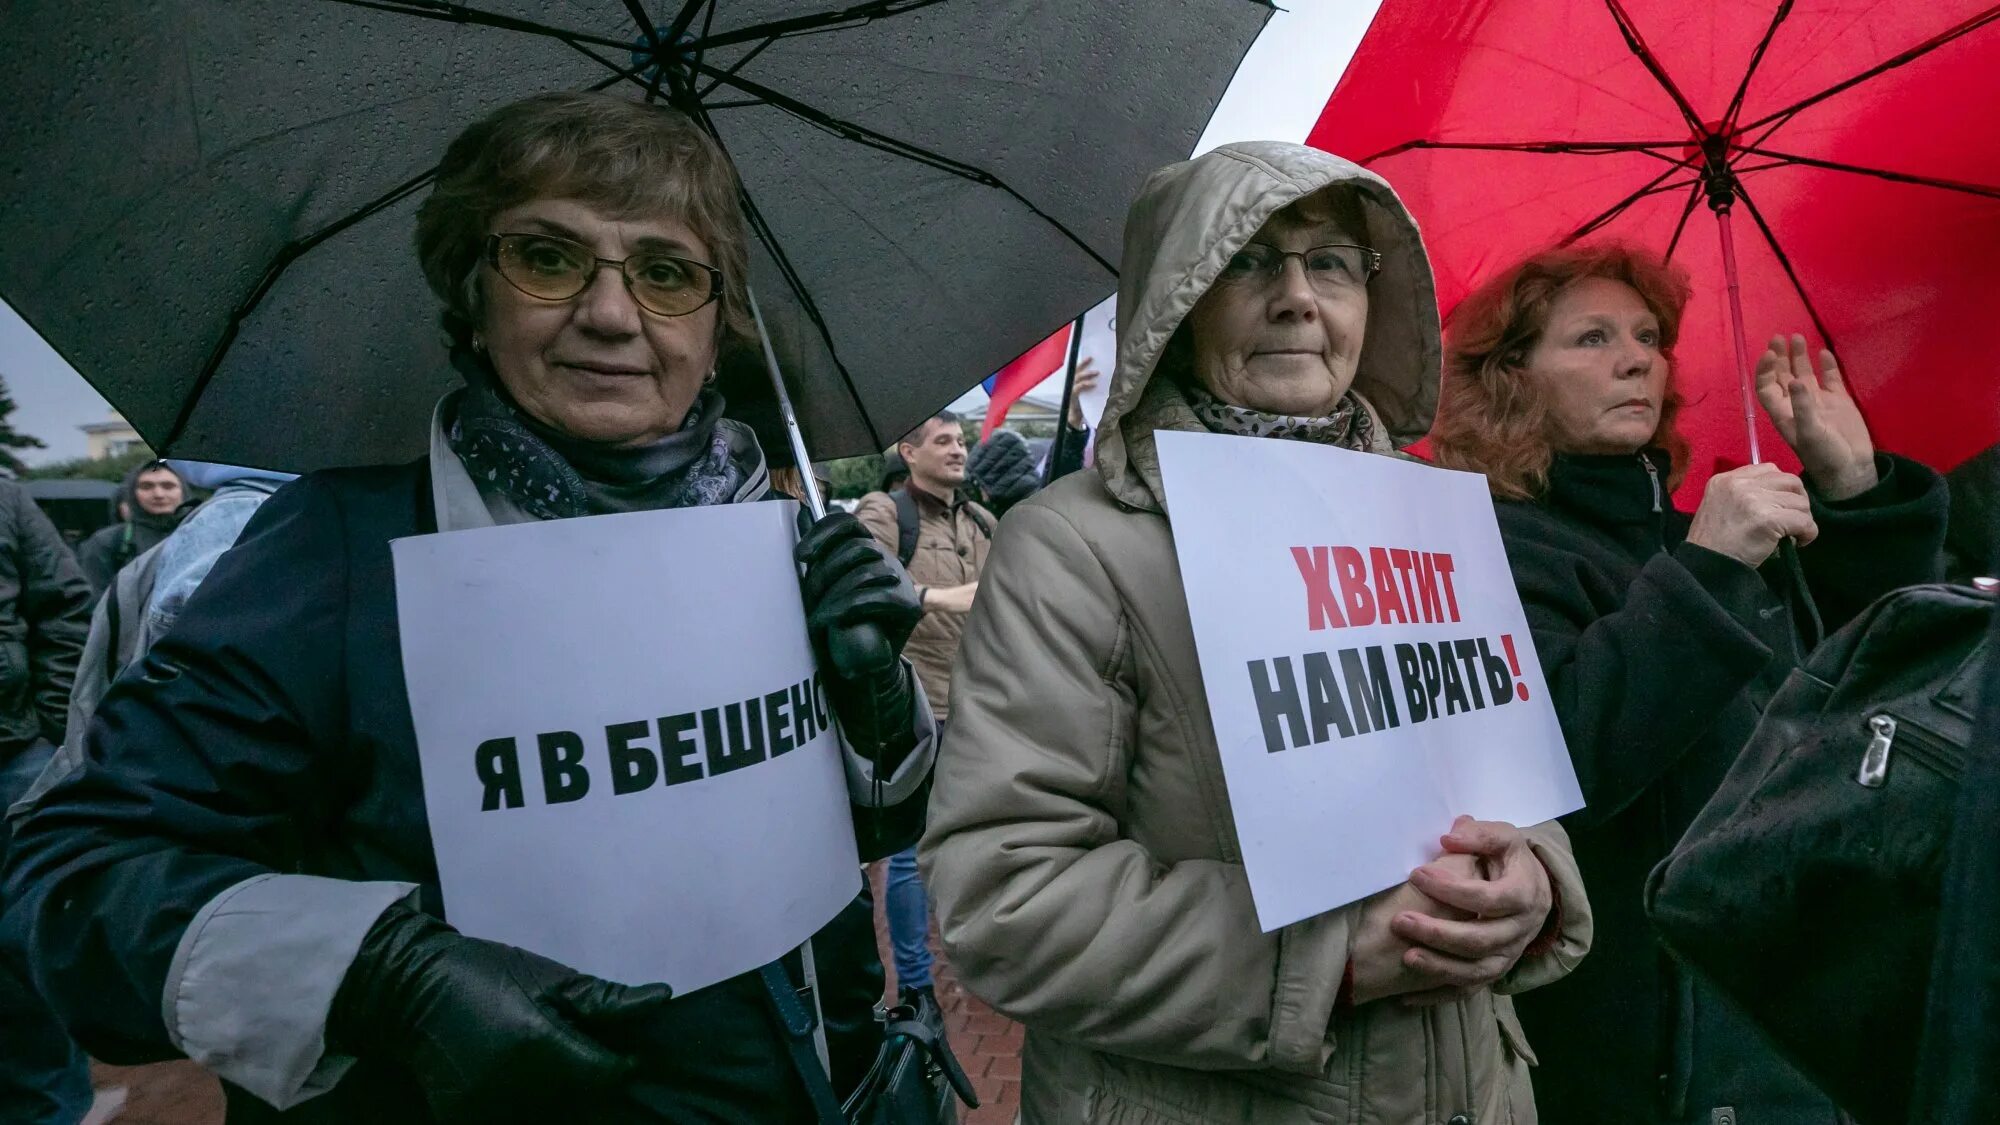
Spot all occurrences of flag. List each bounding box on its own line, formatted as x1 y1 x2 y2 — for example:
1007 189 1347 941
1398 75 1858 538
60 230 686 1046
981 321 1074 440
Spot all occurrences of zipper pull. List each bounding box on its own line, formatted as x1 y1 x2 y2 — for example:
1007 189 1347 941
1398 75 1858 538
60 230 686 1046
1640 454 1663 513
1857 714 1897 788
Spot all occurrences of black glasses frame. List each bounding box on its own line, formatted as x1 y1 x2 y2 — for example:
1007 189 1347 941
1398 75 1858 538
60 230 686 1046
1226 242 1384 287
483 233 725 317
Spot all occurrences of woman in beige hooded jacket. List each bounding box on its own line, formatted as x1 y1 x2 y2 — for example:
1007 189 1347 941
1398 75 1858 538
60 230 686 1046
921 142 1592 1124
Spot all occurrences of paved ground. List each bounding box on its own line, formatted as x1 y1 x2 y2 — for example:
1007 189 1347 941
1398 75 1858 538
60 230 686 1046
77 863 1021 1124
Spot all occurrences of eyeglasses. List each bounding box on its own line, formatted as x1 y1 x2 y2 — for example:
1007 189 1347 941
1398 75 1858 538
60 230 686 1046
484 233 724 317
1216 242 1382 293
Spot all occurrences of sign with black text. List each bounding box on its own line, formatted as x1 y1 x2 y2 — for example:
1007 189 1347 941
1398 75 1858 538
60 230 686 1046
1157 431 1582 930
392 501 861 992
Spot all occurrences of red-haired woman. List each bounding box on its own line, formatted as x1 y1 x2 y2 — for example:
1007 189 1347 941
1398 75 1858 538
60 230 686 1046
1431 244 1947 1125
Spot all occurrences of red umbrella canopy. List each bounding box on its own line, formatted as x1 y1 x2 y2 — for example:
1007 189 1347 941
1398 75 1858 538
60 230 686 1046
1312 0 2000 500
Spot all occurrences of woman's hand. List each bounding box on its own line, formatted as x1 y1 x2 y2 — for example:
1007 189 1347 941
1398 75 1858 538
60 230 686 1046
795 509 924 767
796 510 923 678
1684 462 1819 567
1755 334 1878 500
1348 853 1481 1006
1388 817 1553 1005
330 904 673 1124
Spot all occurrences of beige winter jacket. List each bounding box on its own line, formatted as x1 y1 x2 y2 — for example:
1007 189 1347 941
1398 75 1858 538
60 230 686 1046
921 143 1591 1125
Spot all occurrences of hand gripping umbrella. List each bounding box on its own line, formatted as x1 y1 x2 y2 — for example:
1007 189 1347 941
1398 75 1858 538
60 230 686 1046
0 0 1274 498
1314 0 2000 499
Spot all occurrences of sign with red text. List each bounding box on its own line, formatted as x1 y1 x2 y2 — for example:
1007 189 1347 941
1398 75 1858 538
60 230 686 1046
393 501 862 993
1155 431 1582 930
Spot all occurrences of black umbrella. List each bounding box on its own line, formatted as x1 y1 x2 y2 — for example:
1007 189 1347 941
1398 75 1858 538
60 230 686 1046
1 0 1271 481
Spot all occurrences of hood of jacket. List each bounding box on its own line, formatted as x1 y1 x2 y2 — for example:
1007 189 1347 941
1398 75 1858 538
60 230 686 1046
1094 141 1442 513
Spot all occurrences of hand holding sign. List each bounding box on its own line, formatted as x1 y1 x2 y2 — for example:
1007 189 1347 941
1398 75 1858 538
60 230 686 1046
1348 851 1482 1006
1393 817 1555 1004
331 903 675 1124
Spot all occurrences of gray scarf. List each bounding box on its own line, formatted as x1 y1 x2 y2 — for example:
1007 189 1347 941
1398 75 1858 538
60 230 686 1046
447 348 767 520
1183 382 1382 451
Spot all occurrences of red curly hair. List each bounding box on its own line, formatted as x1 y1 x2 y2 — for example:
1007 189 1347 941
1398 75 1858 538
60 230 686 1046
1431 244 1694 500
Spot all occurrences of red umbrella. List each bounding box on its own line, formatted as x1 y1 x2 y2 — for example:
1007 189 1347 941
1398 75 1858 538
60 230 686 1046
1312 0 2000 500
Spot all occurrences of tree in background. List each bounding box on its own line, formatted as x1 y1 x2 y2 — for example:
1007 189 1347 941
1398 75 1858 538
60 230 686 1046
22 447 155 483
0 374 46 475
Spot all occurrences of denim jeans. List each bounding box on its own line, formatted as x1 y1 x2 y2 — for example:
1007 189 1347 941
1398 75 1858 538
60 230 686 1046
1 741 94 1125
884 847 933 991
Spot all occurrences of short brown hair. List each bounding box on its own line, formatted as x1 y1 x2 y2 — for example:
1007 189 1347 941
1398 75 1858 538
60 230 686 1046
1430 244 1693 500
414 92 752 353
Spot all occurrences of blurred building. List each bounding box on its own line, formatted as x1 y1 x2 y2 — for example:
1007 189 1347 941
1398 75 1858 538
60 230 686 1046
79 410 141 460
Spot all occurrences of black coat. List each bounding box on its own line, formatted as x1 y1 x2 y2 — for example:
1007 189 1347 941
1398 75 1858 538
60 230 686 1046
3 461 921 1123
0 479 90 760
1500 450 1946 1125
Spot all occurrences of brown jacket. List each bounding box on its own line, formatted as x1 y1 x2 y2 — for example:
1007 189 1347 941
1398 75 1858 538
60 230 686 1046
921 143 1591 1124
855 486 992 721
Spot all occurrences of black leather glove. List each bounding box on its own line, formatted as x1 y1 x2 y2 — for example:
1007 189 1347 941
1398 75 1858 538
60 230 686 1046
329 903 674 1124
795 509 923 770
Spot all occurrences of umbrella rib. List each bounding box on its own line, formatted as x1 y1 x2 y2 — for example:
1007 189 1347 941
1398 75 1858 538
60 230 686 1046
1662 179 1705 261
686 0 951 53
735 184 883 449
315 0 634 52
560 39 672 91
698 36 780 99
1722 0 1794 129
693 1 721 74
1558 166 1696 246
1736 146 2000 200
1601 0 1706 134
664 0 714 48
163 165 442 453
672 93 884 448
1359 138 1685 164
621 0 658 46
1739 3 2000 134
1732 181 1838 352
691 61 1116 274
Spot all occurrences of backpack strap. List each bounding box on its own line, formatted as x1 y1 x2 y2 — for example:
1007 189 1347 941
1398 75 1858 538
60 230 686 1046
892 487 920 567
965 503 993 539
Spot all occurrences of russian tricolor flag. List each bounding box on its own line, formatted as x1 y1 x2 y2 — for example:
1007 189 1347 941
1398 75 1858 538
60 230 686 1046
980 321 1075 440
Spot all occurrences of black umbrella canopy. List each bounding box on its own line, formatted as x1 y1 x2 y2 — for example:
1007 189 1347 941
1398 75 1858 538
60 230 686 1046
0 1 1269 472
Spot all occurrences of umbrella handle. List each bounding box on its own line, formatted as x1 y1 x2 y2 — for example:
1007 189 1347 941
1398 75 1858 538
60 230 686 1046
833 623 897 676
744 284 900 677
1715 206 1763 465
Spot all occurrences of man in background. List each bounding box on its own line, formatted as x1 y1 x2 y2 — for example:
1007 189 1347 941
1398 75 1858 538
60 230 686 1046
855 413 992 1008
0 475 93 1124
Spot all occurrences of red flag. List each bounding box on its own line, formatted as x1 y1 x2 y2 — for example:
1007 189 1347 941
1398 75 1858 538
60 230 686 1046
982 322 1074 440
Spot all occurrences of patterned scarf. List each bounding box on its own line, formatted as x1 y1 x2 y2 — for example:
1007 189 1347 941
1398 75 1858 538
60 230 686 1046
446 347 765 521
1183 381 1381 451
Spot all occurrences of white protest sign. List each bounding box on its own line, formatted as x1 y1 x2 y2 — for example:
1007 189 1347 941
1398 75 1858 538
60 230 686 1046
392 500 861 992
1072 294 1117 432
1156 431 1582 931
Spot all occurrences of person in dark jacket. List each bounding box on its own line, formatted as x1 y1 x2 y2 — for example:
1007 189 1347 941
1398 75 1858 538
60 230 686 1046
1430 243 1947 1125
4 92 936 1125
73 460 184 596
1942 441 1998 582
0 478 93 1125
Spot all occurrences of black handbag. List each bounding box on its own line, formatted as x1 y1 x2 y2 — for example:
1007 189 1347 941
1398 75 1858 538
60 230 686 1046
840 993 979 1125
1645 582 1994 1125
760 959 979 1125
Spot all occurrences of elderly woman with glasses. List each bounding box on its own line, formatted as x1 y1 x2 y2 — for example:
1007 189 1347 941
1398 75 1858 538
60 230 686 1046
4 92 934 1125
920 142 1592 1124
